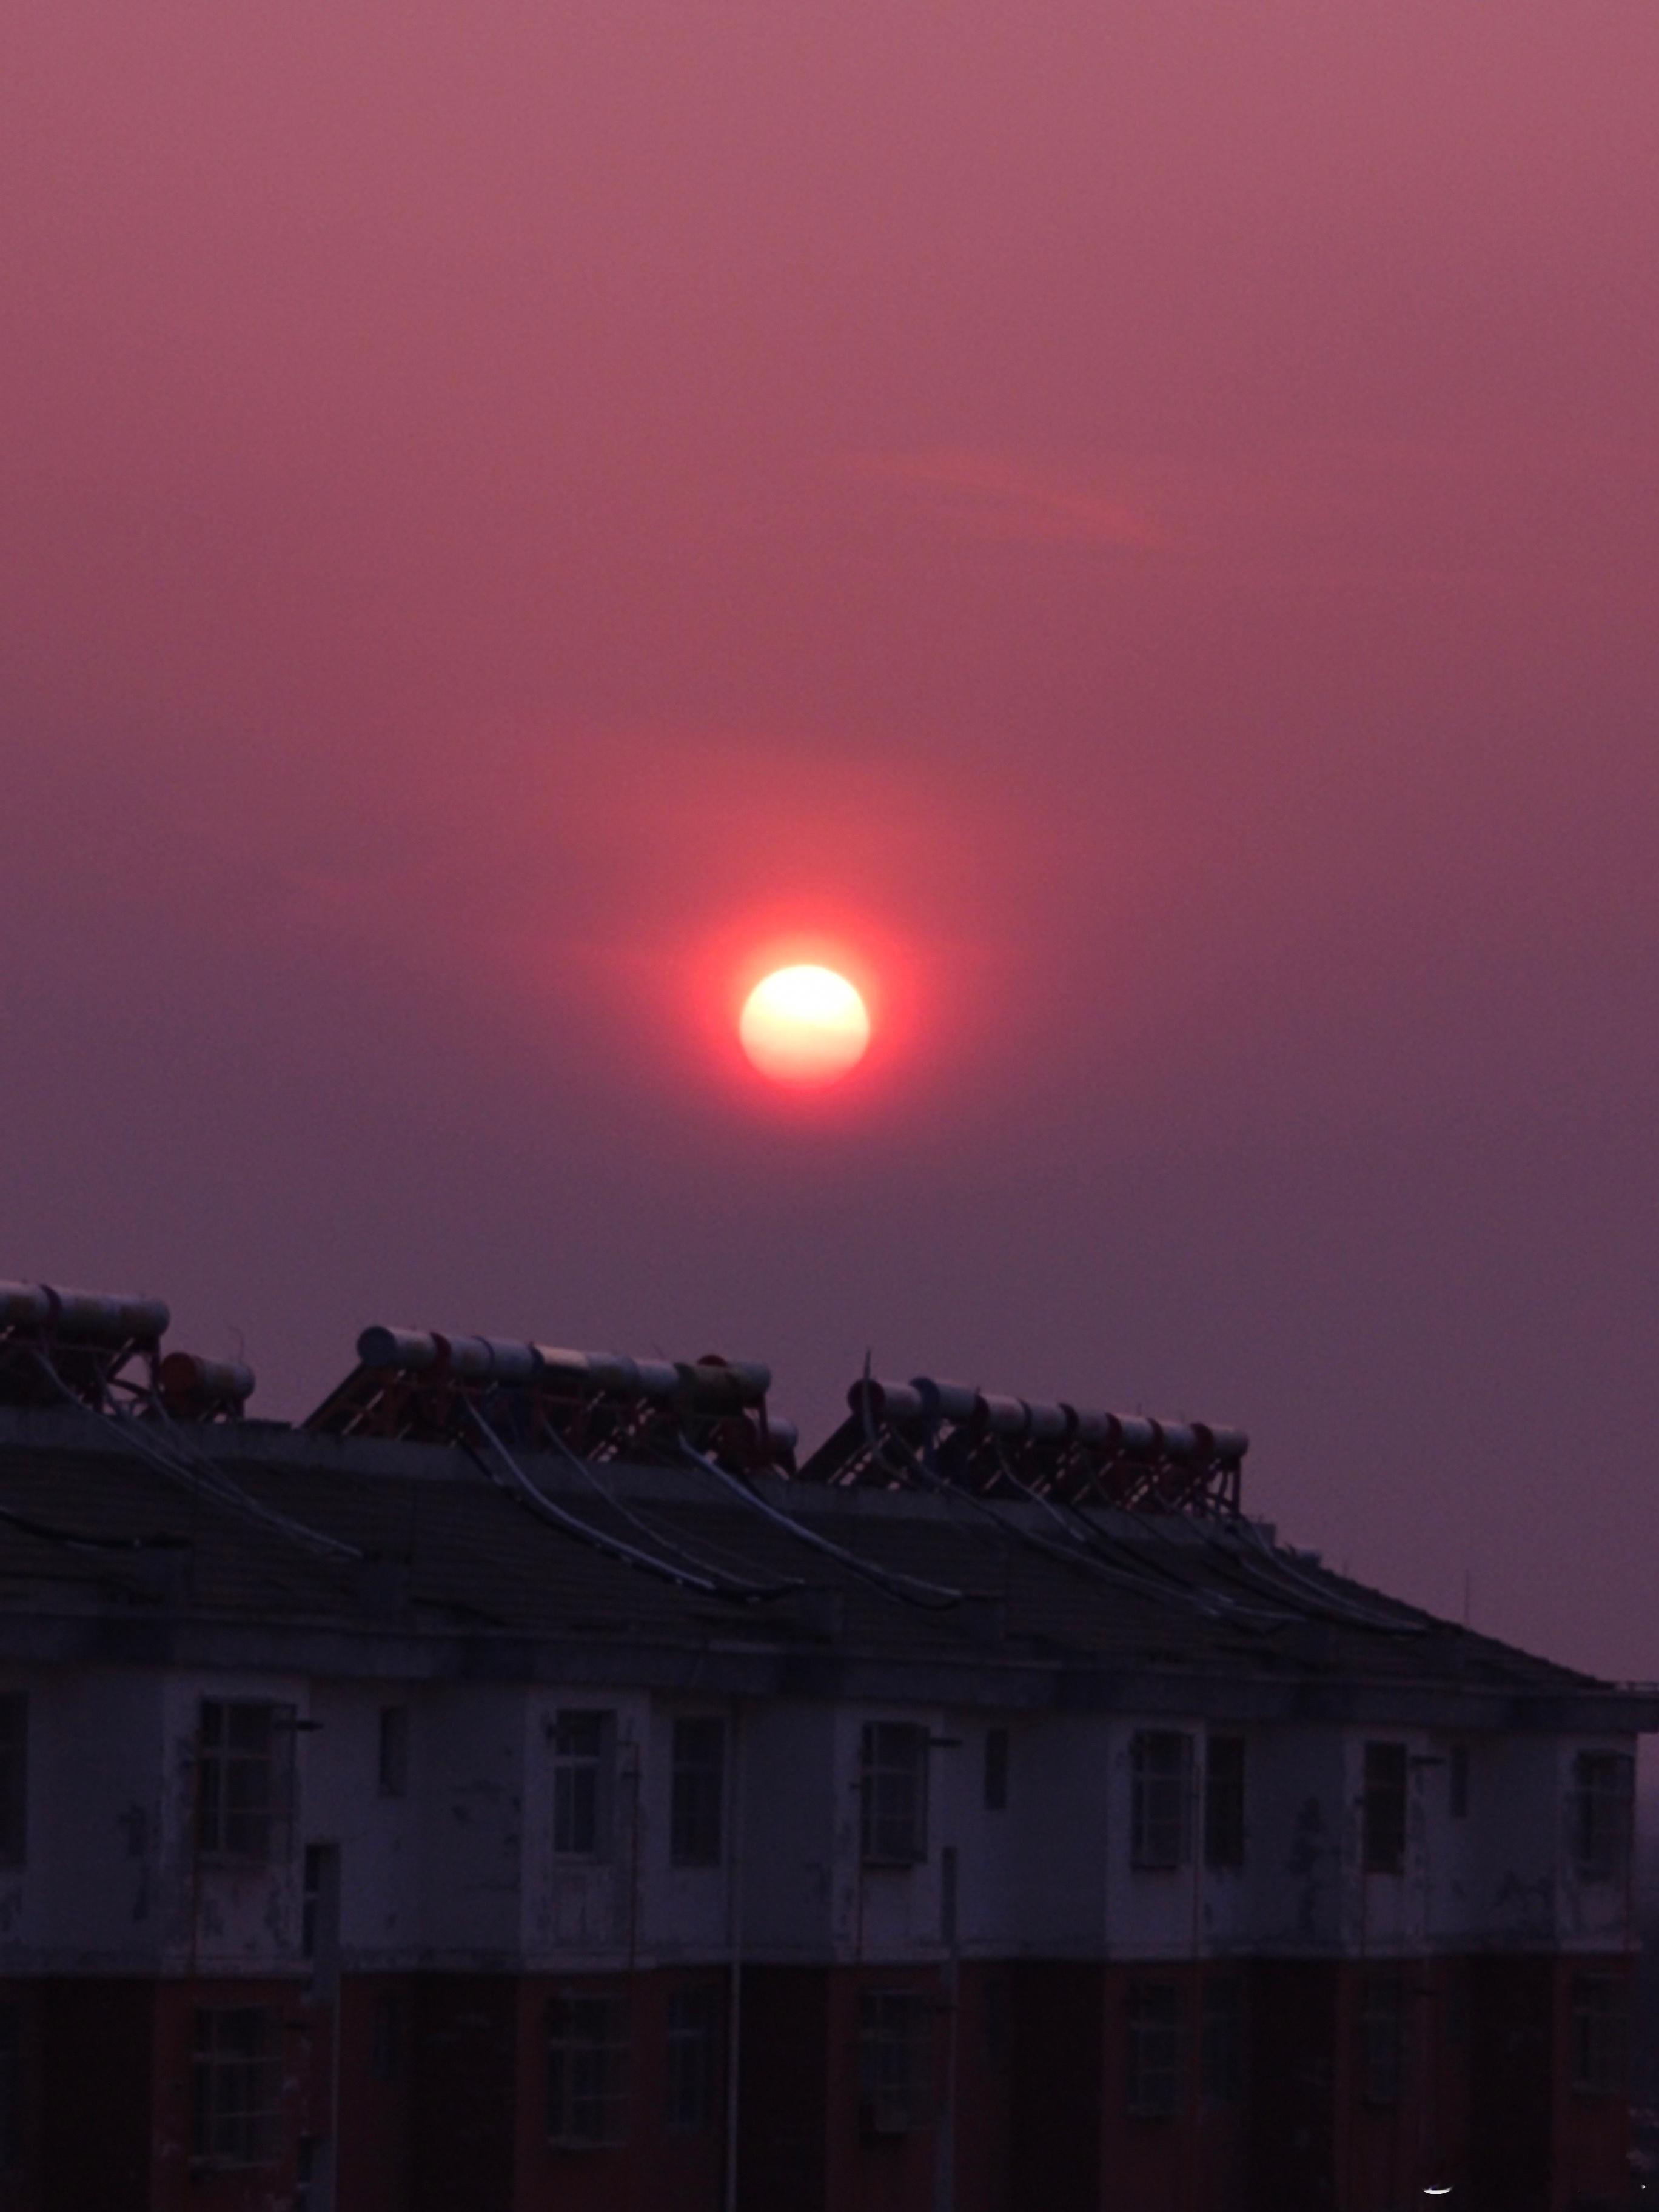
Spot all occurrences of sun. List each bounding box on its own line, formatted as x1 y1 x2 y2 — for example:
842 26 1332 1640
739 965 871 1087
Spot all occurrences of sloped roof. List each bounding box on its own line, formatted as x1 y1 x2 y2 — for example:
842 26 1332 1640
0 1406 1649 1731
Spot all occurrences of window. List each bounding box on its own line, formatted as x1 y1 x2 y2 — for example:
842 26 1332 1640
1201 1977 1244 2104
198 1701 294 1863
0 1698 25 1866
370 1992 404 2083
1359 1974 1406 2106
0 2005 20 2173
1362 1743 1407 1875
191 2008 283 2170
857 1991 933 2133
666 1986 720 2133
1569 1977 1631 2098
553 1712 611 1860
300 1842 340 1985
984 1728 1008 1813
981 1969 1011 2071
860 1724 928 1866
302 1844 324 1959
378 1705 409 1798
1444 1962 1469 2052
1204 1736 1246 1868
1131 1732 1193 1870
1448 1744 1470 1820
670 1718 724 1868
1572 1752 1634 1883
1126 1980 1187 2118
546 1990 630 2147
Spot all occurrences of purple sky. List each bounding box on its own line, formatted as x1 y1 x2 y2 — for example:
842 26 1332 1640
4 0 1657 1678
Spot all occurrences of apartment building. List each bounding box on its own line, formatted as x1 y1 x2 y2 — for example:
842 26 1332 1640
0 1285 1649 2212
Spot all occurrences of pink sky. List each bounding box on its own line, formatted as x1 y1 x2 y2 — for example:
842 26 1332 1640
4 0 1657 1676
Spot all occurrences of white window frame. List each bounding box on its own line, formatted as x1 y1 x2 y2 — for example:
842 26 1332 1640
196 1700 295 1865
860 1723 929 1866
546 1989 631 2147
1130 1731 1193 1871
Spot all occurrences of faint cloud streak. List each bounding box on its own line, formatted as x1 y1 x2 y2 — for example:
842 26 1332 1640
848 449 1173 554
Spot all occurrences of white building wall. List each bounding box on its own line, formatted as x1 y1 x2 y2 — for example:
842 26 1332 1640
1011 1715 1111 1956
159 1669 309 1976
415 1684 524 1965
521 1686 649 1966
1555 1734 1638 1950
642 1698 734 1963
0 1659 1640 1984
8 1669 166 1971
1238 1728 1345 1952
740 1699 836 1959
306 1681 423 1967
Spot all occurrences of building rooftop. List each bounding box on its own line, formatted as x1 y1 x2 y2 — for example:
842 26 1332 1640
0 1392 1649 1733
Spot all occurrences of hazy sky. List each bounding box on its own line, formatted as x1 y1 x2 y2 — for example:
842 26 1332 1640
4 1 1657 1678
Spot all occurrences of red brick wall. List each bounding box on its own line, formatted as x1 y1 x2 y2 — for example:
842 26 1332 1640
408 1975 518 2212
738 1966 830 2212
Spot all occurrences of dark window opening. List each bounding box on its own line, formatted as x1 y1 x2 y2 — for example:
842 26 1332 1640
301 1844 323 1959
553 1712 611 1861
1572 1752 1634 1884
198 1701 295 1864
191 2008 283 2170
1131 1732 1193 1870
546 1990 630 2147
666 1986 720 2133
857 1990 933 2133
1204 1736 1246 1868
1201 1976 1244 2104
860 1724 928 1866
981 1970 1011 2071
0 2005 21 2173
378 1705 409 1798
670 1718 724 1868
1445 1963 1469 2051
0 1698 27 1867
1126 1980 1187 2118
1362 1743 1407 1875
1569 1976 1631 2099
1359 1974 1406 2106
984 1728 1008 1812
370 1992 404 2083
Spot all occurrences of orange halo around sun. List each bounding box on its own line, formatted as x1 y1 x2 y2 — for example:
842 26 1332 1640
739 965 871 1087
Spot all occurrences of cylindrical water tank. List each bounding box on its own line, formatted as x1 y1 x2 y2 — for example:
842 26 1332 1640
159 1353 255 1408
677 1360 770 1413
1064 1405 1121 1451
633 1360 682 1401
533 1347 602 1389
0 1284 52 1330
692 1357 772 1404
1023 1400 1068 1445
975 1393 1028 1438
910 1377 980 1426
45 1287 170 1345
357 1326 441 1373
845 1378 927 1426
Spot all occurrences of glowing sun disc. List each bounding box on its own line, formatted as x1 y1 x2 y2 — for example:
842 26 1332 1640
739 965 871 1086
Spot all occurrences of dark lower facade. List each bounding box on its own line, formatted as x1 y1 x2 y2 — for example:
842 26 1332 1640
0 1954 1633 2211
